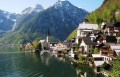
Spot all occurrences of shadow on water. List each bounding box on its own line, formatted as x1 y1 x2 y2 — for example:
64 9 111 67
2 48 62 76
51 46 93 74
73 62 96 77
0 47 96 77
32 53 77 77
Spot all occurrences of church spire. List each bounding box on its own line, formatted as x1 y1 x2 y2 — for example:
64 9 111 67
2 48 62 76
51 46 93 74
46 28 50 50
47 28 50 37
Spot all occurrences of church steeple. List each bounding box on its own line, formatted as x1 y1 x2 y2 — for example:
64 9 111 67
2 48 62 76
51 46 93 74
46 28 50 43
47 28 50 37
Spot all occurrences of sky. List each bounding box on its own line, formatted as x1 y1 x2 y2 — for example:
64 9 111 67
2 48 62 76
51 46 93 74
0 0 104 14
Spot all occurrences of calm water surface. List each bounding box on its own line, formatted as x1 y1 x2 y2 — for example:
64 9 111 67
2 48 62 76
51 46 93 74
0 47 95 77
0 47 78 77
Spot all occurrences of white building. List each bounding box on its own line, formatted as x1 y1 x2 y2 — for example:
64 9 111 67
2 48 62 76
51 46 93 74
76 22 99 43
92 54 105 66
92 54 113 72
110 43 120 55
80 36 97 53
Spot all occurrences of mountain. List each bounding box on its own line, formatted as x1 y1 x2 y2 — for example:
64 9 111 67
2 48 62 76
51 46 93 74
13 4 44 31
0 10 20 31
0 1 88 44
87 0 120 24
18 1 88 41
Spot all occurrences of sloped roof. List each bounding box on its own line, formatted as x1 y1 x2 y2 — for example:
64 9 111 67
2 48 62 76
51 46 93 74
95 34 107 41
106 22 114 27
95 35 117 43
110 44 120 50
106 36 117 43
114 22 120 27
83 36 97 45
78 23 98 30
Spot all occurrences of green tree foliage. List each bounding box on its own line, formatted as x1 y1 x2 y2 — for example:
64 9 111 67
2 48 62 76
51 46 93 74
94 48 99 54
87 0 120 24
111 55 120 77
32 38 40 49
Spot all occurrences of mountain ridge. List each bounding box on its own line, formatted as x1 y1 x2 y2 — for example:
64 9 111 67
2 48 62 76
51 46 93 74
18 1 88 41
0 9 20 31
13 4 44 31
0 1 88 44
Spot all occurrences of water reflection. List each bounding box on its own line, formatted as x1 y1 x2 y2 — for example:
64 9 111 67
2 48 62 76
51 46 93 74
0 47 95 77
0 48 77 77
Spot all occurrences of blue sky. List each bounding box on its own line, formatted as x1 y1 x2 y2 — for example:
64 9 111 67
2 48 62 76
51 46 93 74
0 0 104 13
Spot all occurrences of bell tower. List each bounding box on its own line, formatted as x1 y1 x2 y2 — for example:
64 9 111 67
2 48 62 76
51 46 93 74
46 28 51 50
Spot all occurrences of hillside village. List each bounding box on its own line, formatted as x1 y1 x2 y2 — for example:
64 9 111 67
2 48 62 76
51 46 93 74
1 0 120 77
22 19 120 76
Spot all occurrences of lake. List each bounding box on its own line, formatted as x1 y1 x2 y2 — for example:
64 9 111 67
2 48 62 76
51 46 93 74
0 47 95 77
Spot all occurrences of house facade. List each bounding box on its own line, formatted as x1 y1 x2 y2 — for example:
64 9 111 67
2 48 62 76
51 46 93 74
101 22 120 36
80 36 97 53
76 22 99 44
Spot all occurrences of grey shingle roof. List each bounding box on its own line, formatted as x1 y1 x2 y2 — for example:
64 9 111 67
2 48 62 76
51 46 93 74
83 36 97 45
78 23 98 30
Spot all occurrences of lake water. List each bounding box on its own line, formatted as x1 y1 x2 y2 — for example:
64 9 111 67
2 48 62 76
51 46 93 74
0 47 95 77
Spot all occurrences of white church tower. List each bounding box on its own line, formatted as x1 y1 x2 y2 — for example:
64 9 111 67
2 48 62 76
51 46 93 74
46 28 51 50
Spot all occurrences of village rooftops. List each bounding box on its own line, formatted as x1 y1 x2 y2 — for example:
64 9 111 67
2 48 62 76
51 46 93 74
110 43 120 50
83 36 97 45
106 22 114 27
92 54 113 66
106 36 117 43
94 34 117 43
78 23 98 30
114 22 120 27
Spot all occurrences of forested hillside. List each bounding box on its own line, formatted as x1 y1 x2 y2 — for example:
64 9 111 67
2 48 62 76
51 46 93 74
87 0 120 24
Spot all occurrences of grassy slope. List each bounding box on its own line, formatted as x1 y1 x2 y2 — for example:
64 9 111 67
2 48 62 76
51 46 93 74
67 29 77 41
